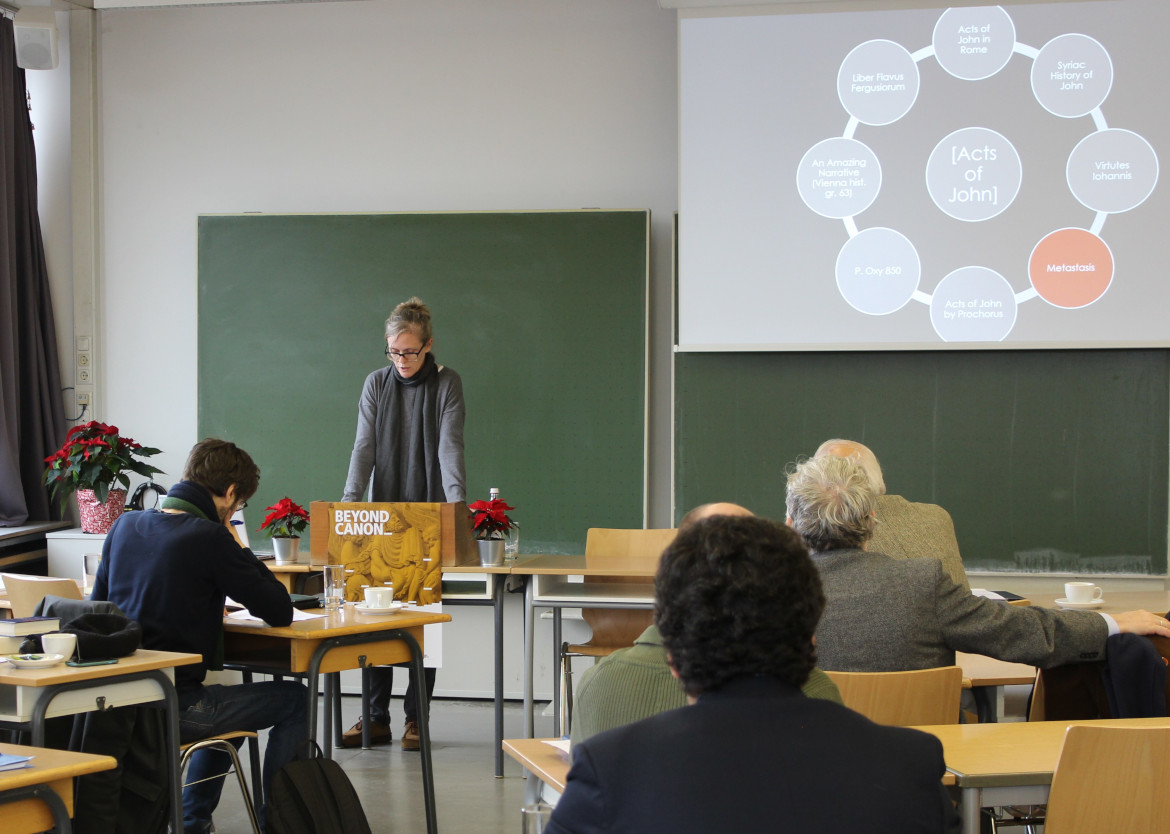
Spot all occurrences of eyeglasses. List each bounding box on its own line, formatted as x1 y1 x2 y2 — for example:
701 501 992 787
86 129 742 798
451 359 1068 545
385 346 426 362
236 501 248 512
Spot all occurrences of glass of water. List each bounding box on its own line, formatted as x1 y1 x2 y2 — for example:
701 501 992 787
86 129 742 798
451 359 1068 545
323 564 345 610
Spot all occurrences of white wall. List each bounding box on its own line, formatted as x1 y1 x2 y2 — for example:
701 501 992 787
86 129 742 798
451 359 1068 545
26 12 73 410
95 0 678 521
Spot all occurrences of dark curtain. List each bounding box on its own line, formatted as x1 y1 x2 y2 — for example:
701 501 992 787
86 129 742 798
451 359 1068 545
0 16 66 525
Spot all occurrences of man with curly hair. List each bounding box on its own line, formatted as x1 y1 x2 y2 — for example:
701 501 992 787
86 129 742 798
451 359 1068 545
545 515 960 834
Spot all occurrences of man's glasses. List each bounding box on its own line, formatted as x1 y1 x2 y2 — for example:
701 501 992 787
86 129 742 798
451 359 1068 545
386 347 425 362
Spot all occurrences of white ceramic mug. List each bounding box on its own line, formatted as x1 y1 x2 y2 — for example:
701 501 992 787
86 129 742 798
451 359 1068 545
1064 581 1104 604
42 632 77 660
364 586 394 608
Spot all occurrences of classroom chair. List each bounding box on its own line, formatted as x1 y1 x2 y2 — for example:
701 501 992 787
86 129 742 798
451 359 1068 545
180 731 263 834
1042 724 1170 833
0 573 82 619
825 666 964 726
559 528 677 737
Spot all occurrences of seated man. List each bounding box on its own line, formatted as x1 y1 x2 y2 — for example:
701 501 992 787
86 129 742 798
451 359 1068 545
815 438 971 590
93 438 307 834
785 454 1170 672
547 515 960 834
569 502 842 744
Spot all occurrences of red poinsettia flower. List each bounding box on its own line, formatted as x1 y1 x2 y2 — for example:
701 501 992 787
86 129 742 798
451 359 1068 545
468 498 516 539
42 420 163 508
259 497 311 538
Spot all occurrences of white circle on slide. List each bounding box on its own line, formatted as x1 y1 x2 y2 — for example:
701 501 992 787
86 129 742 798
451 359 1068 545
930 267 1018 342
1067 129 1159 214
932 6 1016 81
926 127 1022 222
835 228 921 315
797 138 882 219
837 40 920 126
1031 34 1113 119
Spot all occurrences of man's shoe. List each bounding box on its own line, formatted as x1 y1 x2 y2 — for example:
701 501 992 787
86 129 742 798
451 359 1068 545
340 718 391 749
401 719 420 751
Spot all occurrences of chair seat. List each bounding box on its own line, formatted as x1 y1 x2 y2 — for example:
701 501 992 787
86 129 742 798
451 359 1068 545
179 730 258 753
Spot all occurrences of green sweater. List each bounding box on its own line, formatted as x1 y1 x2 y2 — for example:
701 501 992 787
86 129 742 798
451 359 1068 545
570 625 844 744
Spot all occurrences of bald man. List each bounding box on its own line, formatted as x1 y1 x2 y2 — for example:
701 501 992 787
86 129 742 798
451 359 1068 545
569 502 842 744
815 439 970 591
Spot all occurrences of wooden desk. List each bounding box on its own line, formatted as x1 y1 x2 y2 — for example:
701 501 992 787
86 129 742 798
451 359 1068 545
222 605 451 834
266 562 322 594
502 737 569 805
916 716 1170 834
511 554 657 739
0 649 200 834
0 743 117 834
1030 589 1170 614
956 652 1036 722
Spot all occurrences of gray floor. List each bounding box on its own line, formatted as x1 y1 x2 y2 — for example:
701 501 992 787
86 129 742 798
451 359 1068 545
211 696 551 834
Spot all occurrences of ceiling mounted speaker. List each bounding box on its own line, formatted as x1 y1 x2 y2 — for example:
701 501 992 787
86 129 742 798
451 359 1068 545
14 22 59 71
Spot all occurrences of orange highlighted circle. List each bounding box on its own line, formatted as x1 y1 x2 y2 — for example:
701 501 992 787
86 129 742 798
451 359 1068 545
1029 228 1113 309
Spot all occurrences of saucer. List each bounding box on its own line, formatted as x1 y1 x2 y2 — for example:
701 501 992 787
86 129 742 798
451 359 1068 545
6 653 66 669
354 601 404 615
1055 598 1105 610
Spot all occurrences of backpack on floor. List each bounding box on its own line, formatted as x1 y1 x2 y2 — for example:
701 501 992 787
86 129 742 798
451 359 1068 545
267 741 372 834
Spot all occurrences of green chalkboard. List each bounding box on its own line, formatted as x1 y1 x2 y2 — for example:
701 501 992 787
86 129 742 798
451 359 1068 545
675 350 1169 574
198 211 648 554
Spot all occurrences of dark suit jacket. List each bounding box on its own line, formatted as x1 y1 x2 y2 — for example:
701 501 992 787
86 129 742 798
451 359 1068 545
813 548 1108 671
546 677 959 834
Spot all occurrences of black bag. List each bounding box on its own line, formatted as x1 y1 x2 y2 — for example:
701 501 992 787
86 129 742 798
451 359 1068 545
267 742 372 834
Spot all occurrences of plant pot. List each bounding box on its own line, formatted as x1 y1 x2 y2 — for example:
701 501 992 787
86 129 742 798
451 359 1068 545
272 537 301 564
477 538 505 567
76 488 128 534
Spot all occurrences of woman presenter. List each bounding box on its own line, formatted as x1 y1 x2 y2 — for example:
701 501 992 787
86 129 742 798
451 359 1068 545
339 297 466 749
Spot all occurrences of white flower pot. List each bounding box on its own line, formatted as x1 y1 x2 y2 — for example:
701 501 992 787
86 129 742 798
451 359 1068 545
273 536 301 564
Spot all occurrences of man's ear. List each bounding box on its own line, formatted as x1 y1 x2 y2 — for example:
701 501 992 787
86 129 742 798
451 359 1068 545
667 652 680 680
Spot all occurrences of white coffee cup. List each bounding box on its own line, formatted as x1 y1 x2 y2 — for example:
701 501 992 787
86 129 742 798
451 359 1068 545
1064 582 1104 604
42 632 77 660
364 586 394 608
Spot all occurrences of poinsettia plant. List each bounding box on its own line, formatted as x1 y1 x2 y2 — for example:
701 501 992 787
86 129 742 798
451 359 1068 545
259 497 310 538
469 498 516 540
43 421 163 507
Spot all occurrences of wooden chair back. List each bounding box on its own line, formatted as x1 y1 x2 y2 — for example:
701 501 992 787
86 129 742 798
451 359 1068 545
575 528 677 649
1 573 83 619
1043 725 1170 833
826 666 964 726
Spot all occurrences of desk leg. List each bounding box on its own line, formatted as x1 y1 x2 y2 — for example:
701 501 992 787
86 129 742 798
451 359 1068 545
305 631 439 834
552 609 562 738
972 686 998 724
361 665 372 750
404 631 438 834
524 578 535 738
322 673 335 757
961 787 982 834
494 574 505 777
30 671 184 834
0 784 74 834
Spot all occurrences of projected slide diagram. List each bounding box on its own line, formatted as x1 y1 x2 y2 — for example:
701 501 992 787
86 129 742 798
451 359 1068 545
796 6 1158 342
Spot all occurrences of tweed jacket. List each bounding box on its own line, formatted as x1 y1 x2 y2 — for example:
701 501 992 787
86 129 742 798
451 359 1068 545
812 548 1108 671
870 494 971 591
547 677 960 834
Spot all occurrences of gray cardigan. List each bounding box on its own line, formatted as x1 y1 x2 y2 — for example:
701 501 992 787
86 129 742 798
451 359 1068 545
342 363 466 504
812 548 1107 672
